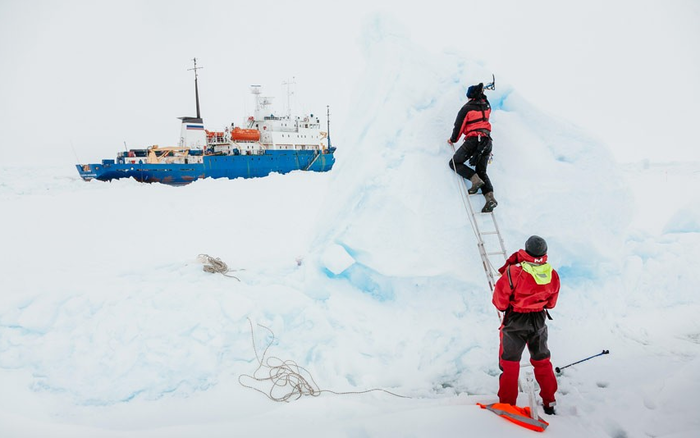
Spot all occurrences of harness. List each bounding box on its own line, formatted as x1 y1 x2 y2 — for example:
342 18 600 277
464 106 489 127
461 99 491 137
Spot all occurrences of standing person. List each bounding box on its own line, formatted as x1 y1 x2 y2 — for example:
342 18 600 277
447 82 497 213
492 235 560 415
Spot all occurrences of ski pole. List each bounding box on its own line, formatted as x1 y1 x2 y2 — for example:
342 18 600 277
555 350 609 373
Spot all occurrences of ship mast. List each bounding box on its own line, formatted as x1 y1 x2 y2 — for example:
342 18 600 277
178 58 206 149
326 105 332 148
188 58 203 119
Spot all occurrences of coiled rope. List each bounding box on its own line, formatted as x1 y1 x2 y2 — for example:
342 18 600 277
197 254 241 280
238 318 409 402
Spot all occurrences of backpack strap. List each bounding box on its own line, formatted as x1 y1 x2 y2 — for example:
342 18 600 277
506 265 514 290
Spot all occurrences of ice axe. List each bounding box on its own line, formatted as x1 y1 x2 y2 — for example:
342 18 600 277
555 350 609 374
483 74 496 91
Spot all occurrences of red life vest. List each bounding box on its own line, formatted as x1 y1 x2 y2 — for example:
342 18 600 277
459 98 491 138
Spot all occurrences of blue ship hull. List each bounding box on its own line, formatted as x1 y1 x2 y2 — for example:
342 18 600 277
76 149 335 185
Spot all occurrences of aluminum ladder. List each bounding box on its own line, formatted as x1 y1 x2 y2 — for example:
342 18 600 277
450 157 508 292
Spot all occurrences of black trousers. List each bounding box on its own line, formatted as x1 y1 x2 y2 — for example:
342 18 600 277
449 136 494 194
500 311 551 362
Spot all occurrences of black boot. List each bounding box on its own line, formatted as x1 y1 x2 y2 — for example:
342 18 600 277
467 174 484 195
543 405 556 415
481 192 498 213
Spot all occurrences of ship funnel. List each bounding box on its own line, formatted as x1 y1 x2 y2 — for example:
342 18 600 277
178 116 207 148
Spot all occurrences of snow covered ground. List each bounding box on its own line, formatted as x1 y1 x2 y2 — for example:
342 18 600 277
2 11 700 438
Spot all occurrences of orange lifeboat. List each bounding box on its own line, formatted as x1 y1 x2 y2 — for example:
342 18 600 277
230 127 260 141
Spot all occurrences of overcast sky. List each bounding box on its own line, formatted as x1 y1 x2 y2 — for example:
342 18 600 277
1 0 698 166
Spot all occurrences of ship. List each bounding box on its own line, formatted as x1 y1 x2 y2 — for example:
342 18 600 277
76 59 336 185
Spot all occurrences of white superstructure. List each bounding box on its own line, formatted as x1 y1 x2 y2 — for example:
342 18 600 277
243 85 328 152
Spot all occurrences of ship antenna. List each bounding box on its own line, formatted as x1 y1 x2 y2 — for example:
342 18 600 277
326 105 332 148
282 77 296 118
188 58 204 119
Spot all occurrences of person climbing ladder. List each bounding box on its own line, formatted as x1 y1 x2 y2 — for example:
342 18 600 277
447 82 497 213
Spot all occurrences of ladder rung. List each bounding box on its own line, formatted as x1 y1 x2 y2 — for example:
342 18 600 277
480 231 499 235
486 251 506 256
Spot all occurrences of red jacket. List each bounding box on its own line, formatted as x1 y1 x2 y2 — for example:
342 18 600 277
493 249 560 313
450 97 492 143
